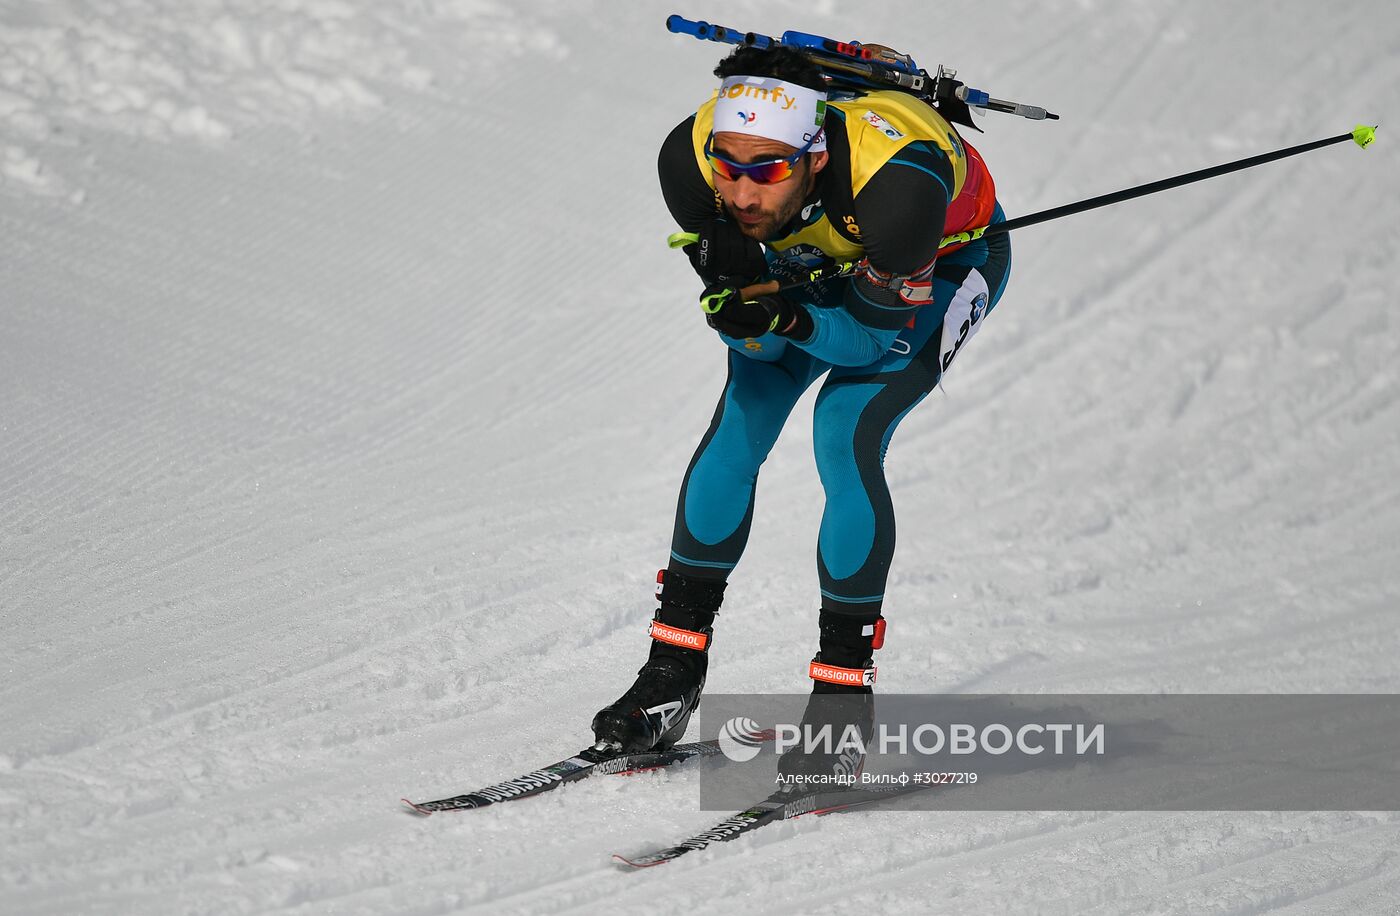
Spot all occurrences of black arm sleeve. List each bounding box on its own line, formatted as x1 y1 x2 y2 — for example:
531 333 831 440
658 116 718 232
840 139 955 332
855 139 953 274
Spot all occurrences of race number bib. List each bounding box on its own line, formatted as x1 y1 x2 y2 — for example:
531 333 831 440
938 271 991 374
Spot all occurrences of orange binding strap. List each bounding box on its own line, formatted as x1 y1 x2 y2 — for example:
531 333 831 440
809 661 877 687
649 620 709 651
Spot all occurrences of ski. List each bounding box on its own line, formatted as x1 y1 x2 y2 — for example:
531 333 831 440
402 737 742 815
613 781 933 868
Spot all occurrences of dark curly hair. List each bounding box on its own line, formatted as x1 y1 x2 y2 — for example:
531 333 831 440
713 45 826 93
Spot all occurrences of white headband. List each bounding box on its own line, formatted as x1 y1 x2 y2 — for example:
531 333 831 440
713 75 827 152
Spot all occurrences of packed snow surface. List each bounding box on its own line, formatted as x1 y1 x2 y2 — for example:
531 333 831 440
3 0 1399 913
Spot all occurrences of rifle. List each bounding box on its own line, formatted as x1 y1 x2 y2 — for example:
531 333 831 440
666 13 1058 127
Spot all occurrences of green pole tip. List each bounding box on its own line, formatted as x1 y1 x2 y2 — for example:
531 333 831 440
667 231 700 249
1352 124 1377 149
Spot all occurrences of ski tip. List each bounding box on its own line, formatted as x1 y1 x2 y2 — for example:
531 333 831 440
401 798 434 816
613 852 668 869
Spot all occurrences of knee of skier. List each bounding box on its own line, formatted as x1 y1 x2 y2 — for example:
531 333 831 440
812 418 872 500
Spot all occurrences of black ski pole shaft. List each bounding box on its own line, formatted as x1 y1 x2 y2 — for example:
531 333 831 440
668 127 1376 296
983 126 1377 239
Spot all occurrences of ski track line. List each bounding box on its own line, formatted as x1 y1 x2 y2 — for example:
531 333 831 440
755 811 1154 914
891 326 1366 550
1267 865 1400 916
2 548 562 750
16 551 657 780
303 842 621 916
251 773 725 915
3 579 549 765
1000 151 1298 390
10 108 596 529
763 812 1399 916
6 394 672 680
650 810 1137 913
1098 817 1400 916
863 541 1397 693
5 732 542 907
951 408 1381 547
43 747 641 908
964 599 1399 694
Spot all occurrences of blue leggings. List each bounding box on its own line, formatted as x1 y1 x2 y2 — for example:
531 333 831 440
668 218 1012 616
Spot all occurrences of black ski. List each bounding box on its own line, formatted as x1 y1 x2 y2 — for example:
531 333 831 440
402 738 733 815
613 781 933 868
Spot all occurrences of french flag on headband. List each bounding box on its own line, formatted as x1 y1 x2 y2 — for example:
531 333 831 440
714 75 828 153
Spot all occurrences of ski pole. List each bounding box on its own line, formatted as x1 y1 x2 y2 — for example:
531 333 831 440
670 125 1377 299
940 124 1379 249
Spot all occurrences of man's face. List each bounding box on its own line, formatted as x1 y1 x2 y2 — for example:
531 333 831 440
710 131 829 241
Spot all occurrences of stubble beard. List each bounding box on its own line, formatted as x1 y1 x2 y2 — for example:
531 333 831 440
724 165 815 242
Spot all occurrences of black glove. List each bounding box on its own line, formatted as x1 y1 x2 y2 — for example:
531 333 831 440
684 218 768 286
701 284 814 340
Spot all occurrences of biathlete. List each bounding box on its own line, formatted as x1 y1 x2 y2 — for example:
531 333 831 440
593 45 1012 762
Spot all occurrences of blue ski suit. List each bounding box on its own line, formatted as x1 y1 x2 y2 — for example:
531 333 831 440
661 89 1012 616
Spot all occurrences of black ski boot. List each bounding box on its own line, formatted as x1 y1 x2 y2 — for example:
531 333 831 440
591 570 726 754
776 610 884 791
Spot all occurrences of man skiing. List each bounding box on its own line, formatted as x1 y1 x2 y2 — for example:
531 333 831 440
593 44 1012 763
